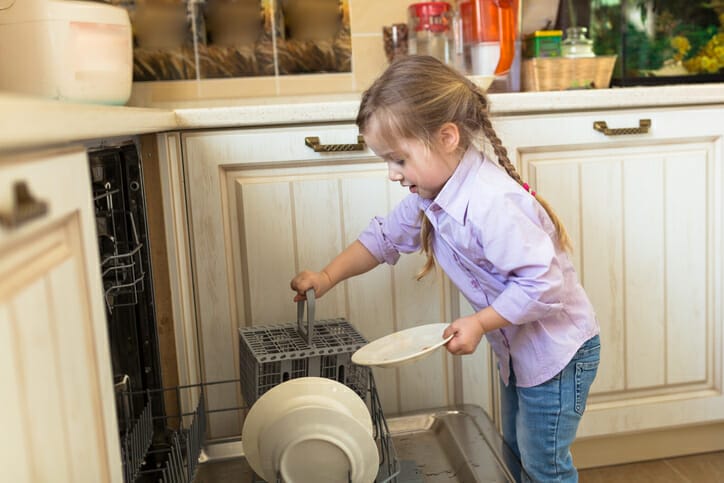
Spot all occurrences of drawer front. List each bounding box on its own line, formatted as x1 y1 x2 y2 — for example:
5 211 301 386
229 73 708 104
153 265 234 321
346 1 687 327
183 123 371 166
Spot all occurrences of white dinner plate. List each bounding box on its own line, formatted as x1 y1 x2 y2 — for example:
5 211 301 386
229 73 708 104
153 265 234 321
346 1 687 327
242 377 373 481
351 323 453 368
258 405 379 483
468 74 496 90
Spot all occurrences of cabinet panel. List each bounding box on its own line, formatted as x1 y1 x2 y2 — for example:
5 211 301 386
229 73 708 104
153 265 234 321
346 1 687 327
580 161 624 393
239 181 298 324
292 178 347 320
14 274 73 481
622 156 667 389
665 153 708 384
0 305 33 482
0 149 121 483
496 106 724 441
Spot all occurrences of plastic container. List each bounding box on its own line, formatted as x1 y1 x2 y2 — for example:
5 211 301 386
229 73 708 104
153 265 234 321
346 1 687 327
408 2 452 63
524 30 562 58
0 0 132 105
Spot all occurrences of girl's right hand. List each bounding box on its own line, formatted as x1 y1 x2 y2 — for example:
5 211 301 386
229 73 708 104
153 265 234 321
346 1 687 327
290 270 334 302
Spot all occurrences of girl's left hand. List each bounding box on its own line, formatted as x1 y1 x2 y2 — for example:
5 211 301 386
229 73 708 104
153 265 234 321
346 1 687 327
443 315 485 355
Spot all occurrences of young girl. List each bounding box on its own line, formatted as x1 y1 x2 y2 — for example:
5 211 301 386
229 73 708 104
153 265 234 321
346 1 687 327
290 55 600 482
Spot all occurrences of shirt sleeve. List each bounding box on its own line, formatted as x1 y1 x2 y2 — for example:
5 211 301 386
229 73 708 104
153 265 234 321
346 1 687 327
475 192 565 325
358 194 422 265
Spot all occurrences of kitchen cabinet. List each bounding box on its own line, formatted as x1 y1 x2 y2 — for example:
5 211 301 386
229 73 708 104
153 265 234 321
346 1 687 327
0 147 122 483
169 124 496 439
494 105 724 462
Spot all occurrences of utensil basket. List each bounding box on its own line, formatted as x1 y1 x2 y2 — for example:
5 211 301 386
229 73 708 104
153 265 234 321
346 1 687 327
238 290 368 406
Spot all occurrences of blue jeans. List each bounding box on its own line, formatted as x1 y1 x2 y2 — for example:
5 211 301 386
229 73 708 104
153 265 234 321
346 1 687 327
500 335 600 483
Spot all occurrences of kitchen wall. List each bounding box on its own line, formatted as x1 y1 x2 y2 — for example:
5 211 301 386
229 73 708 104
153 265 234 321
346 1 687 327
129 0 409 105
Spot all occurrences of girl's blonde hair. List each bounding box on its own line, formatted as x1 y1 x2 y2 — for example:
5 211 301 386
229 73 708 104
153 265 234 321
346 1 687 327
356 55 572 279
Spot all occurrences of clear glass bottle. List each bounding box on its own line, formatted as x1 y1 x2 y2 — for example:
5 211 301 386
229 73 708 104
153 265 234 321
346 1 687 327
561 26 595 58
407 2 453 64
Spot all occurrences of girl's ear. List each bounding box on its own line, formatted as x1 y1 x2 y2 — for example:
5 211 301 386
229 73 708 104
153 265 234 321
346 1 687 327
437 122 460 154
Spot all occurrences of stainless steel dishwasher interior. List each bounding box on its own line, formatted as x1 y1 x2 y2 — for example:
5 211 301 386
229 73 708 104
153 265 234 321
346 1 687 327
194 404 525 483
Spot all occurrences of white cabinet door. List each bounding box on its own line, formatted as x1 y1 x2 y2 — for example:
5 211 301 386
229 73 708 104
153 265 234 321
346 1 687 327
494 105 724 439
0 148 122 483
180 125 463 438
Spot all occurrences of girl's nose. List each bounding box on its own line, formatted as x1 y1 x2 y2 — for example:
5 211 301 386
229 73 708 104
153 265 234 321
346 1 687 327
388 167 403 182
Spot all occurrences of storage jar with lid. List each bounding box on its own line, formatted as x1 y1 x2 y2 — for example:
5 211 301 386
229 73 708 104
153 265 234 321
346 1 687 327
407 2 452 63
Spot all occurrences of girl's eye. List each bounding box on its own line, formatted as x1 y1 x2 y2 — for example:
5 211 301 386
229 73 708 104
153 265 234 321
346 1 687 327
394 159 405 166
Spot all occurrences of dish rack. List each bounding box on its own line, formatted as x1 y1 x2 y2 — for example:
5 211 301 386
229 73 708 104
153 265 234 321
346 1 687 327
93 182 146 313
116 378 236 483
114 292 400 483
240 291 400 483
116 374 398 483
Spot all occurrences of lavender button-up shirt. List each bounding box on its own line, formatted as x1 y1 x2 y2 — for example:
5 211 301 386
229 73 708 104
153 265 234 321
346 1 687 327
359 148 599 387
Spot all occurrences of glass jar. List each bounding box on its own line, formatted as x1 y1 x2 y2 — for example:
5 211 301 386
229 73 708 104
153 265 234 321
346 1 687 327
408 2 452 63
561 26 595 58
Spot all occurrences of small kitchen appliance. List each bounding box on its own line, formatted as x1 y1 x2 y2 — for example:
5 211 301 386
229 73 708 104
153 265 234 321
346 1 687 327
0 0 133 104
460 0 517 76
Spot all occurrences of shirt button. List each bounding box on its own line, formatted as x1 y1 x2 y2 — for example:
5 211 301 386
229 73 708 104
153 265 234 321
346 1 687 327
431 204 441 212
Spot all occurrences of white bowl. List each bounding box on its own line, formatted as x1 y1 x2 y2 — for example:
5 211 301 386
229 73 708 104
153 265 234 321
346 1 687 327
242 377 373 481
258 405 379 483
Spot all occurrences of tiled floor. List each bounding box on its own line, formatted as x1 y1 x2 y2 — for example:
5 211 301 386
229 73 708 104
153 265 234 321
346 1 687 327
579 451 724 483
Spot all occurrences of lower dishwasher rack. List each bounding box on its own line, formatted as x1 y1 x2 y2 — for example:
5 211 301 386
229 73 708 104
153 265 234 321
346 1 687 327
118 372 400 483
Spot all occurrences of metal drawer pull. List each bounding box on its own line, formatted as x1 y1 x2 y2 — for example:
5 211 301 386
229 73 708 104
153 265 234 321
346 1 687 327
0 181 48 228
304 135 366 152
593 119 651 136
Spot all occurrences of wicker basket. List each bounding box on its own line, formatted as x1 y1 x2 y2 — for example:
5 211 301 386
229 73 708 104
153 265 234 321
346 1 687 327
522 55 617 91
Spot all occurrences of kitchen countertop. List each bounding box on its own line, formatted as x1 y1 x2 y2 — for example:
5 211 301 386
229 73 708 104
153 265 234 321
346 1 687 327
0 93 177 152
1 83 722 152
170 83 724 129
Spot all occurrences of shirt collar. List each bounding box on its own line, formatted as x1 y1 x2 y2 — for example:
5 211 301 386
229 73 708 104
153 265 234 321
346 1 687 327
427 147 482 225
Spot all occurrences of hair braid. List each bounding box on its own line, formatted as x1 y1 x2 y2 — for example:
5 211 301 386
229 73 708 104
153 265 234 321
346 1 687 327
472 88 573 252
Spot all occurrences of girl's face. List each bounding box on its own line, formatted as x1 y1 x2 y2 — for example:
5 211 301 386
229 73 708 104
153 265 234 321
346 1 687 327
364 117 461 199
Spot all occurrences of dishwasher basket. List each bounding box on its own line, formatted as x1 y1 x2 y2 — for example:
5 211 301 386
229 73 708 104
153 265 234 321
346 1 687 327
240 290 399 483
118 374 399 483
238 290 368 406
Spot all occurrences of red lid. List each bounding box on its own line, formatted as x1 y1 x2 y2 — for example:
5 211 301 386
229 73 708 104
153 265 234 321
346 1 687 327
408 2 451 33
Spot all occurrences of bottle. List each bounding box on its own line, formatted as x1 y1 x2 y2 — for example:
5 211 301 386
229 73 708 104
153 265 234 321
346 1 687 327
408 2 453 64
561 26 595 58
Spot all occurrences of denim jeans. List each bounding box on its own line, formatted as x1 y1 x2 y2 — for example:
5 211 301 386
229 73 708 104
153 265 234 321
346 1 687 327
500 335 600 483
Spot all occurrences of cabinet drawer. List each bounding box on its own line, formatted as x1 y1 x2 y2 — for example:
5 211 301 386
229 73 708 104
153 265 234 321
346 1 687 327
493 105 724 156
183 123 372 166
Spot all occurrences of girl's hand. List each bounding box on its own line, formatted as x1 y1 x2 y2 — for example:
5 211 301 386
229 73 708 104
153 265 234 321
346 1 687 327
290 270 334 302
443 315 485 355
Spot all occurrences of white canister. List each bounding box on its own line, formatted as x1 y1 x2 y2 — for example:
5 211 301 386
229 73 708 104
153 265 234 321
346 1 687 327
0 0 133 105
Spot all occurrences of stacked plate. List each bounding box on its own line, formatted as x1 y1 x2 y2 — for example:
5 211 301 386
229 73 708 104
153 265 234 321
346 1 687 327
242 377 379 483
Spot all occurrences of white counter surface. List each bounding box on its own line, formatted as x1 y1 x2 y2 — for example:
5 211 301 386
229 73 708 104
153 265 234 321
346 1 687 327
0 93 177 152
2 83 722 152
172 83 724 129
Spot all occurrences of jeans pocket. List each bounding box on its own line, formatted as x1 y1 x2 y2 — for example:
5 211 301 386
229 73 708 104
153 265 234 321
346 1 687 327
574 360 599 416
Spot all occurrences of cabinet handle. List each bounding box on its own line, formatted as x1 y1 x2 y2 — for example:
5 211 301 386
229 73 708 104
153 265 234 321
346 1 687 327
593 119 651 136
304 135 366 152
0 181 49 228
